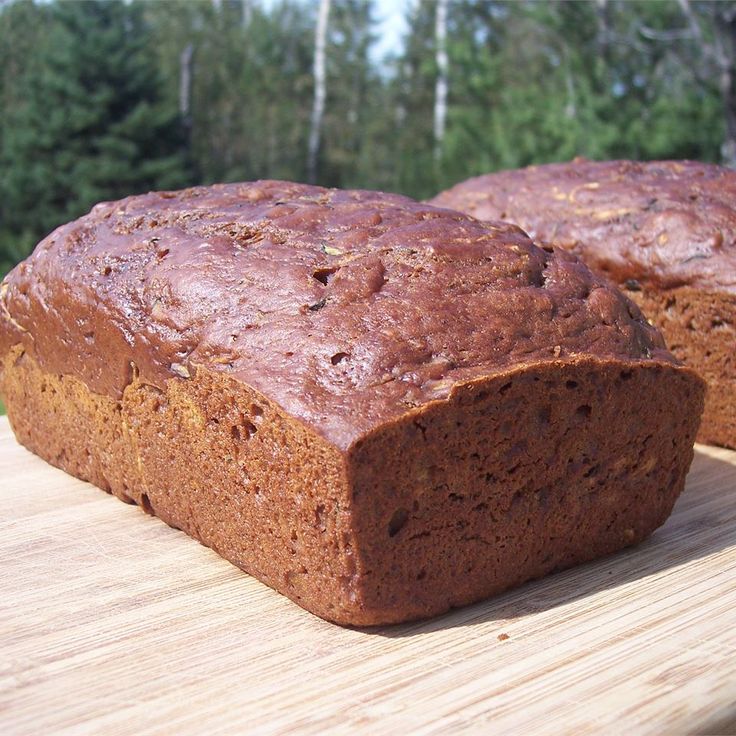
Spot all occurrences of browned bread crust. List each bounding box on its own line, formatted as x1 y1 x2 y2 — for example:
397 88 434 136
430 159 735 449
0 181 705 624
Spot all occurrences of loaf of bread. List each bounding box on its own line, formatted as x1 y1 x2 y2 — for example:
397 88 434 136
0 181 705 625
430 159 735 449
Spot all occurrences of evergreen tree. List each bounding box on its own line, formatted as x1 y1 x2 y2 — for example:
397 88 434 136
0 0 191 274
0 0 55 274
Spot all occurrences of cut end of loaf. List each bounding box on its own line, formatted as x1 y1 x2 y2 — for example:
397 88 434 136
341 357 704 625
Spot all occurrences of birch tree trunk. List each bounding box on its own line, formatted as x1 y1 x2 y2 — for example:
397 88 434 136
179 43 194 132
433 0 449 163
241 0 252 29
308 0 331 184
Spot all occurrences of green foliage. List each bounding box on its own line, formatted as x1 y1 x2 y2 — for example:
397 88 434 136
320 0 382 189
0 0 729 278
384 1 438 198
0 0 191 274
432 0 723 192
143 0 315 184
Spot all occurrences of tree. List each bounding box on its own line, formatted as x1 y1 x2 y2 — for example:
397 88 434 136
402 0 722 196
308 0 331 183
144 0 315 184
0 0 191 274
434 0 449 164
319 0 383 189
639 0 736 166
0 0 55 273
385 1 437 198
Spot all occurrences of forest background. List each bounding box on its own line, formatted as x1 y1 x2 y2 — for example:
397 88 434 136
0 0 733 277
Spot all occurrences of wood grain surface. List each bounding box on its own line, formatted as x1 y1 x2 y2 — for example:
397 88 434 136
1 415 735 735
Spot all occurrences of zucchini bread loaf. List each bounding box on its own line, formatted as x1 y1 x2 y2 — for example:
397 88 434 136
430 159 735 449
0 181 705 625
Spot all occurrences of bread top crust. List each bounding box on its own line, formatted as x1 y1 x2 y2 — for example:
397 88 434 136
1 180 676 448
430 159 736 292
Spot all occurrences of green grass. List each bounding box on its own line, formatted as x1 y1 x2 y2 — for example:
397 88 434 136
0 398 5 416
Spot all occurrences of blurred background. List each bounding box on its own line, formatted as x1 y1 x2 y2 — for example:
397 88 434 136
0 0 733 278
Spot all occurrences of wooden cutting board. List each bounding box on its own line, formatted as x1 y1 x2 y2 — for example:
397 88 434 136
1 415 735 735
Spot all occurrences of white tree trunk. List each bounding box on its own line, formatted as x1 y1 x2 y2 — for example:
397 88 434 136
434 0 449 163
179 43 194 127
242 0 252 28
308 0 331 184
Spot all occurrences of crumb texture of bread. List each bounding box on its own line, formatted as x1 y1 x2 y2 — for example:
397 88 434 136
0 180 706 624
430 160 735 449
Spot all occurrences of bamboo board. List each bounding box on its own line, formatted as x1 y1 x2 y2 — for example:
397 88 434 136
1 415 735 735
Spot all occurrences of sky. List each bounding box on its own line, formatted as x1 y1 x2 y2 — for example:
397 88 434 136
258 0 410 67
372 0 410 65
